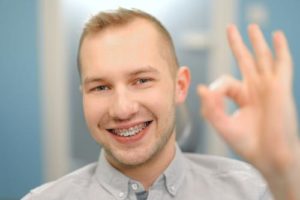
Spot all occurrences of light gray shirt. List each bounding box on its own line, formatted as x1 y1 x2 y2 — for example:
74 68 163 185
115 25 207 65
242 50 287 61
22 146 273 200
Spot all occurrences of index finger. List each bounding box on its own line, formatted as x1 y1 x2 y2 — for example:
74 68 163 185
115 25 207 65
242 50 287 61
227 24 258 83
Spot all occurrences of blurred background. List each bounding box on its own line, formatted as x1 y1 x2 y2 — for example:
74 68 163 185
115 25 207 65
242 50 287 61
1 0 300 199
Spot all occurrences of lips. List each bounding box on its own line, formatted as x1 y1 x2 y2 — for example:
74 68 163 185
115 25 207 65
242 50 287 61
107 121 152 137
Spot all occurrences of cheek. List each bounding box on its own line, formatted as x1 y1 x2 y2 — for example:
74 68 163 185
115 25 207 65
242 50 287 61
83 96 106 126
143 82 176 116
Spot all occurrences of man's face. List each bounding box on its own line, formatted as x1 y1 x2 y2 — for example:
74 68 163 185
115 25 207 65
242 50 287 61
80 19 180 167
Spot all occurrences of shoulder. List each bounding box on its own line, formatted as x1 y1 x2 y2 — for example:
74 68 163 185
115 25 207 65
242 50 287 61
22 163 98 200
184 153 262 180
184 153 254 173
177 153 272 199
183 153 269 191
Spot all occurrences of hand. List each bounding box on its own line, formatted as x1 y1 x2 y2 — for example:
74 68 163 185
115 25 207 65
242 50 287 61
197 24 300 199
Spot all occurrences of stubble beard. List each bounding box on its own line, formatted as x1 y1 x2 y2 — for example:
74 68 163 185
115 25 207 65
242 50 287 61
103 110 176 169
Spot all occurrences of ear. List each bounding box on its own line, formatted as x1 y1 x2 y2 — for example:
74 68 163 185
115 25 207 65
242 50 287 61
175 66 191 104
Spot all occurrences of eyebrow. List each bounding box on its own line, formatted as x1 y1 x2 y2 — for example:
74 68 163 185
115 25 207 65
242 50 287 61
83 65 159 85
83 77 104 86
128 65 159 76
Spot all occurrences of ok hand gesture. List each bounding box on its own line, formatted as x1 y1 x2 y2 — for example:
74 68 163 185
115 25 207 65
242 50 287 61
198 24 300 200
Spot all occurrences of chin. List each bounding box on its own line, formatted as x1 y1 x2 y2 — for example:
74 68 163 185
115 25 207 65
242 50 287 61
105 142 159 167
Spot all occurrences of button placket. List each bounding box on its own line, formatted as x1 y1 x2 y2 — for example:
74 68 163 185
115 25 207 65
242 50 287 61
131 183 138 191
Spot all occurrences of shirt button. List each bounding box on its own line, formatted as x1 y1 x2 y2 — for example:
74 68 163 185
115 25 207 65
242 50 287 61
119 192 124 198
131 183 138 190
170 185 176 192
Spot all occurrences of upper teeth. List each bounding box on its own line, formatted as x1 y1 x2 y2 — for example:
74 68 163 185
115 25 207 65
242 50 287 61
112 122 148 137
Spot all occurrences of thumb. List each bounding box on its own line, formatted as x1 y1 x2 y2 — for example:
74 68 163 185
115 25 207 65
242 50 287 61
197 84 230 132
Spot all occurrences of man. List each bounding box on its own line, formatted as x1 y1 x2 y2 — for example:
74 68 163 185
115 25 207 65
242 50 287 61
23 8 300 200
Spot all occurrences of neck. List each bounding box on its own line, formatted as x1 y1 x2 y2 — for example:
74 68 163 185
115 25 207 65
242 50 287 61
110 134 176 190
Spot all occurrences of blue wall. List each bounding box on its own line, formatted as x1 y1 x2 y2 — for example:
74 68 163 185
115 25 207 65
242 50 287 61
238 0 300 114
0 0 43 199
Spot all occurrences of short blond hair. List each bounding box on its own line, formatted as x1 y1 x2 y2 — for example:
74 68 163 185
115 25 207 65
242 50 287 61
77 8 179 78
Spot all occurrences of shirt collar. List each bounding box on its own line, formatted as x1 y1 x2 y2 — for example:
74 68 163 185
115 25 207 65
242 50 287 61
94 151 130 199
163 144 186 196
94 144 186 198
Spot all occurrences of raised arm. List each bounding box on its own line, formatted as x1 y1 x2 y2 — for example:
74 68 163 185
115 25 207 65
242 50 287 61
198 24 300 200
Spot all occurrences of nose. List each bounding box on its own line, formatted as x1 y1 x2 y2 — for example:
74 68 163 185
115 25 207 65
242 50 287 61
109 88 139 121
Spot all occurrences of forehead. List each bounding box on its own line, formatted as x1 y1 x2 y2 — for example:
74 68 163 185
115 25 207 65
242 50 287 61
80 19 172 79
82 19 163 54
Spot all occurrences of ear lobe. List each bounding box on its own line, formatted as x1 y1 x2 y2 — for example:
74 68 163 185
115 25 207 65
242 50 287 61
175 66 191 104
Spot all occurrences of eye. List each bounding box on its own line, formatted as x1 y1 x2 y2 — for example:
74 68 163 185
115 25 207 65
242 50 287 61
92 85 110 91
135 78 151 85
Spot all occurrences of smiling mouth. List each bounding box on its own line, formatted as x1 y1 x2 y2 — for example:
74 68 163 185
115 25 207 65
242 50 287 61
107 121 152 137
